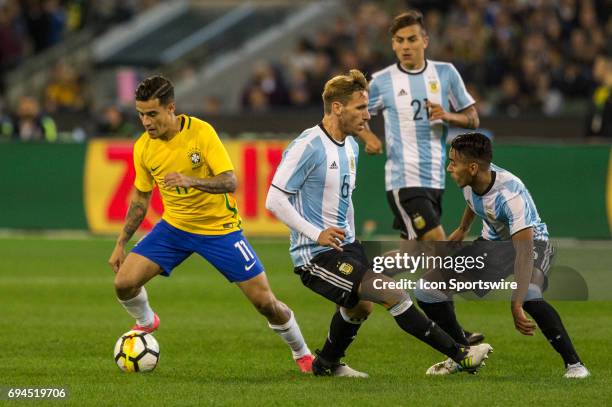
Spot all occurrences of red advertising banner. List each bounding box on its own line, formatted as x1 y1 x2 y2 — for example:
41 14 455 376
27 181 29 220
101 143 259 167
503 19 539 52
84 139 290 236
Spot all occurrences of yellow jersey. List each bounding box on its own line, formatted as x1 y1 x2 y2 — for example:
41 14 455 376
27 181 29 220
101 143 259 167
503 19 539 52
133 114 241 235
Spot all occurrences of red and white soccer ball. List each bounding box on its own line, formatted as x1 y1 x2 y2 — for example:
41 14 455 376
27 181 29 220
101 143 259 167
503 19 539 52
114 330 160 372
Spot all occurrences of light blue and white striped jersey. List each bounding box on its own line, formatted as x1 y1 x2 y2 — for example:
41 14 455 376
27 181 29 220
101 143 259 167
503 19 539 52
463 164 549 241
369 60 475 190
271 124 359 267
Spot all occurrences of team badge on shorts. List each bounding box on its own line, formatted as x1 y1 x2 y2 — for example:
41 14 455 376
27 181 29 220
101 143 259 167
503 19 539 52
412 213 426 230
338 262 353 275
187 147 203 169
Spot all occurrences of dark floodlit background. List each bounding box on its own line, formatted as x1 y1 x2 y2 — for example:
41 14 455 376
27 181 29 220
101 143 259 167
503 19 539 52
1 0 611 239
1 2 611 404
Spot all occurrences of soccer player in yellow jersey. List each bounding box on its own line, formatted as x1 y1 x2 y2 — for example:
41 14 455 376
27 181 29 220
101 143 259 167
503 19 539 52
108 75 313 373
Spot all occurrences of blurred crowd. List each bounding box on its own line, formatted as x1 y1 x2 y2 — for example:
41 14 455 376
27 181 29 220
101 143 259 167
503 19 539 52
0 83 138 141
1 0 610 141
241 0 612 129
0 0 157 141
0 0 160 76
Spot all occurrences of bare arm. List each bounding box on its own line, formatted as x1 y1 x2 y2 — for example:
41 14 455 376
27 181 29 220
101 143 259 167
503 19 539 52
108 188 152 272
510 227 537 335
453 105 480 129
511 227 535 306
118 189 151 245
448 205 476 241
355 122 383 155
164 170 237 194
458 205 476 232
427 102 480 129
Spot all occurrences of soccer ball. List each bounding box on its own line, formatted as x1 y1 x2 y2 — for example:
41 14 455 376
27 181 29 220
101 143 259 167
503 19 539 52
114 330 160 372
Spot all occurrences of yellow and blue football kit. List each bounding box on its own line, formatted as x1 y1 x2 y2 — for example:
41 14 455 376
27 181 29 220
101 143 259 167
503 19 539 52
132 114 240 235
131 115 263 282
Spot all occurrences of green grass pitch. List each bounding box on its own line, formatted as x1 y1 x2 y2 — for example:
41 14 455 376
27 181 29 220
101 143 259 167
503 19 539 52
0 236 611 406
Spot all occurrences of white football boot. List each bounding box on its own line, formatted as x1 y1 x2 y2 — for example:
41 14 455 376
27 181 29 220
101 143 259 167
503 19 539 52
426 358 462 375
563 362 590 379
332 363 370 378
426 343 493 375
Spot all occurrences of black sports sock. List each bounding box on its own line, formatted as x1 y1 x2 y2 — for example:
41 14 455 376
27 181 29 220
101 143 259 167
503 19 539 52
417 300 469 345
394 305 467 362
522 300 581 366
319 311 362 363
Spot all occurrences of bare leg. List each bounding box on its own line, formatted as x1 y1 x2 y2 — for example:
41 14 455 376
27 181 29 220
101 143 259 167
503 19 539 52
114 253 161 326
419 225 446 241
237 272 311 360
236 272 290 324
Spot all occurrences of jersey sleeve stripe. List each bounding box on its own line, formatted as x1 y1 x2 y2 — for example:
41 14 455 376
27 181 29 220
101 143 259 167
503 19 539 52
510 225 533 236
272 131 319 192
271 183 295 195
448 64 475 111
223 193 241 228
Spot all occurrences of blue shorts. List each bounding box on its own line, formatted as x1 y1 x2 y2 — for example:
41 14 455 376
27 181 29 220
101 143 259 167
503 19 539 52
131 220 264 282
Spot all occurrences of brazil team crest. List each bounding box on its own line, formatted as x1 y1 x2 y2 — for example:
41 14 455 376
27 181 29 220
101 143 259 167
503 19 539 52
187 147 203 169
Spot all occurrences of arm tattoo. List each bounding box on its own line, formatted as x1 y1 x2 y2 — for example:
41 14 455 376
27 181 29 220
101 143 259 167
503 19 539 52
192 172 237 194
465 113 474 129
121 200 147 244
463 108 479 129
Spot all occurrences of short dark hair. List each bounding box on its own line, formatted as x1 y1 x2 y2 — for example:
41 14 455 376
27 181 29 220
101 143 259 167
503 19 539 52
450 133 492 165
322 69 368 114
390 10 426 36
135 75 174 105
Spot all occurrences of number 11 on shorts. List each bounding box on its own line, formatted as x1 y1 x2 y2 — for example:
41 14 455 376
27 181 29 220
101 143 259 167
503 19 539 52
234 240 255 261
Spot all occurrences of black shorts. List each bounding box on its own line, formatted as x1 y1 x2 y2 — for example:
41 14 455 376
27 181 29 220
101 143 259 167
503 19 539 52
294 242 369 308
386 187 444 239
434 239 555 297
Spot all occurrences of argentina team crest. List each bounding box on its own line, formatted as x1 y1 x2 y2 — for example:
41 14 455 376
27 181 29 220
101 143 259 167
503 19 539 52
338 262 353 275
187 147 203 169
411 212 426 230
428 80 439 93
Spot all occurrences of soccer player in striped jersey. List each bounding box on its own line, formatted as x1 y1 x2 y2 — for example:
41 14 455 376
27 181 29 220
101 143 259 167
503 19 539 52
108 75 314 373
266 70 493 378
358 9 483 346
359 10 479 242
421 132 589 378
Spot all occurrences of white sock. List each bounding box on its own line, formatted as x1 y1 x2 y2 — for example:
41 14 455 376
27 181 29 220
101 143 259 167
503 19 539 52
268 311 311 359
118 286 155 327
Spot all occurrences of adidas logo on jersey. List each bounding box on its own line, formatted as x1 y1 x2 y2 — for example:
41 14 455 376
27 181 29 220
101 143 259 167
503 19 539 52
329 161 338 169
397 89 408 96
